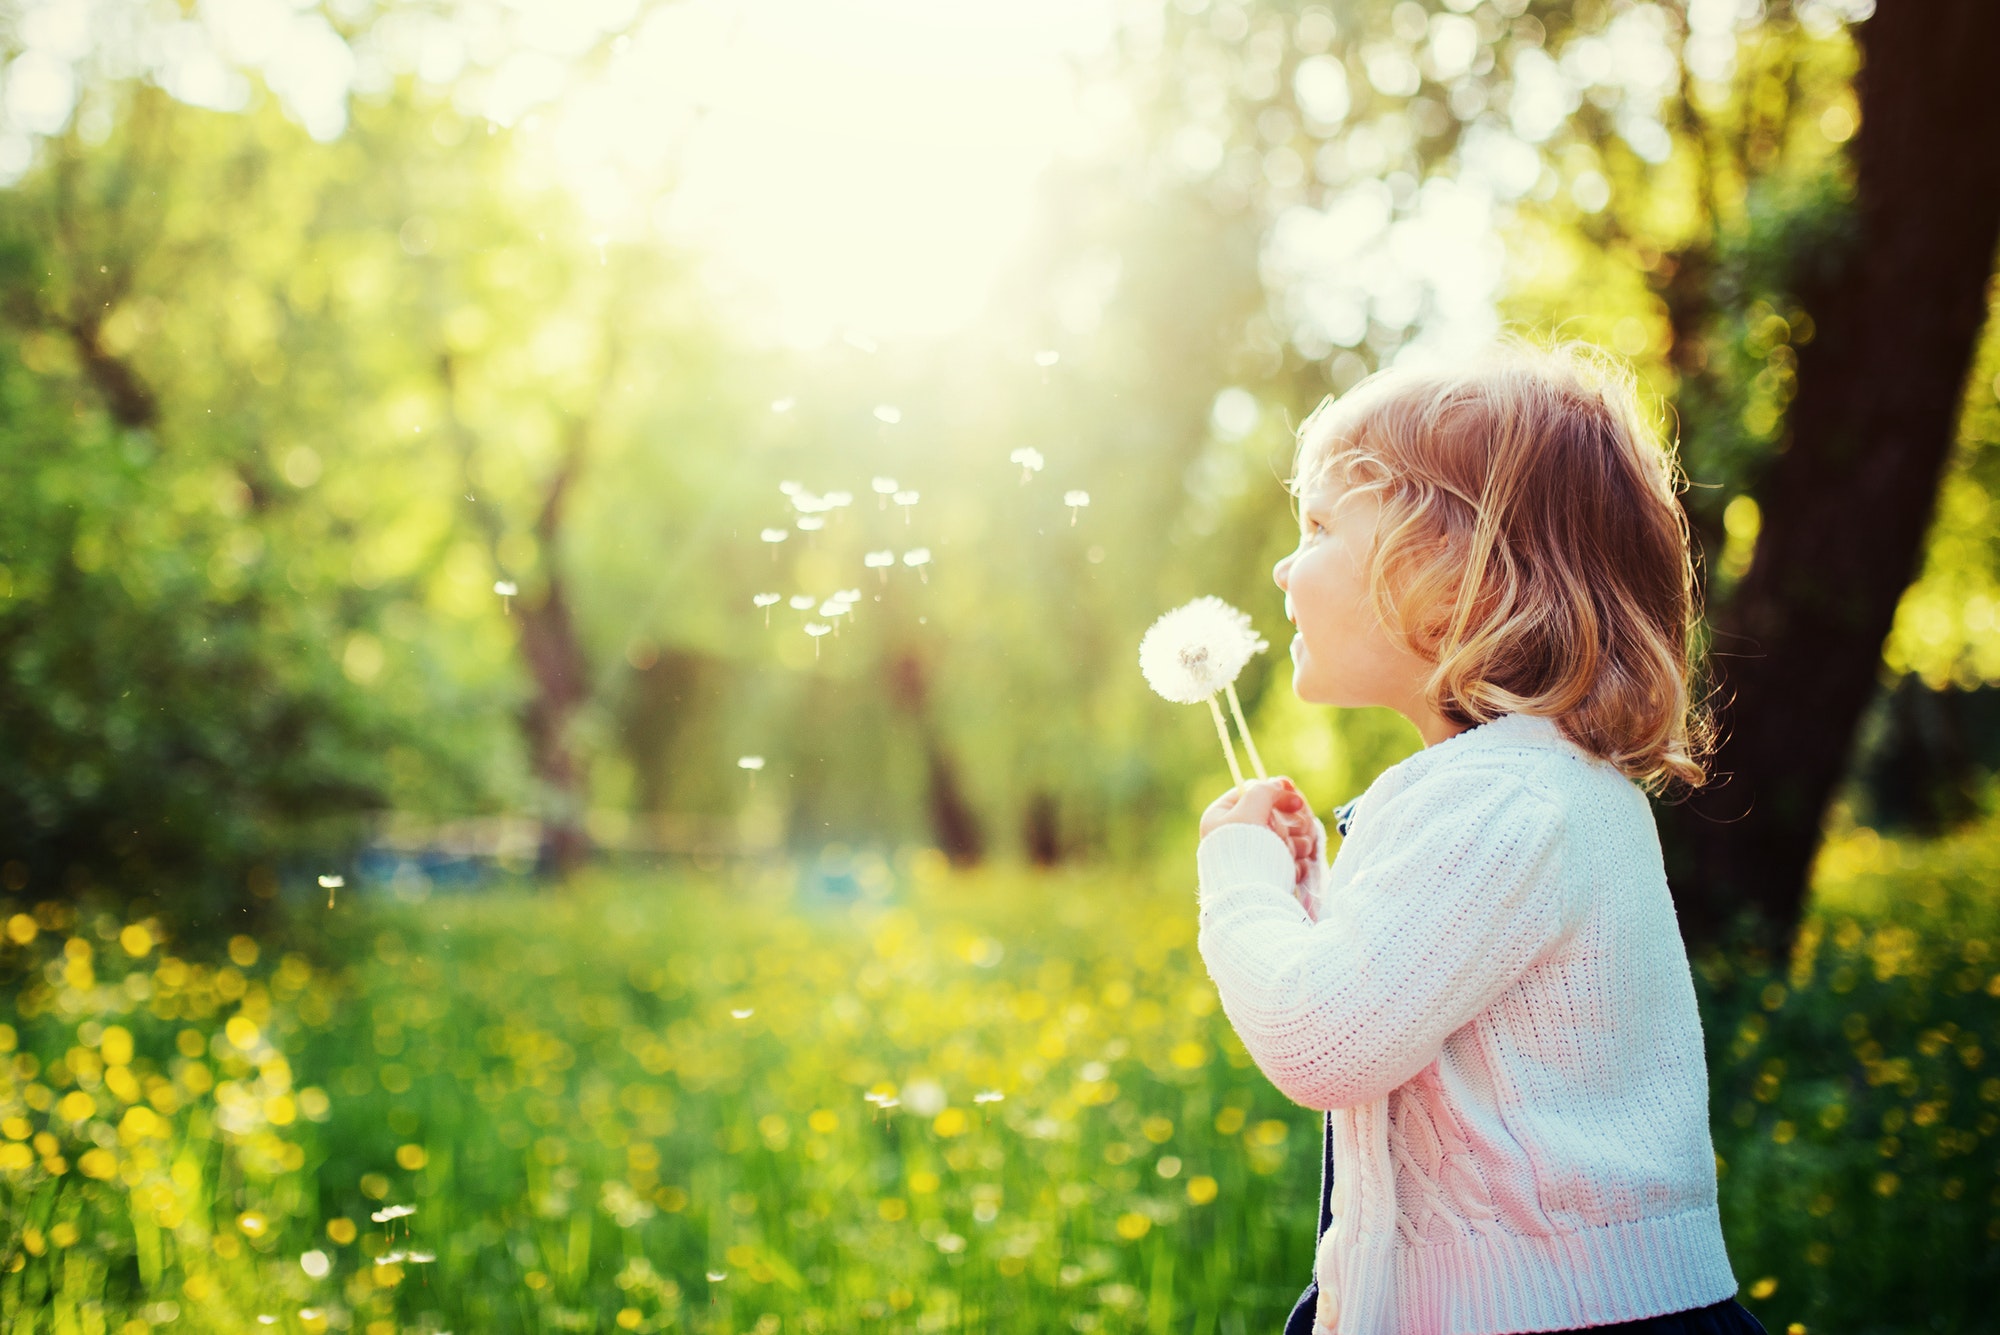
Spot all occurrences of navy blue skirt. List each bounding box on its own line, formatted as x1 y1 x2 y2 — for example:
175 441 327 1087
1282 1116 1769 1335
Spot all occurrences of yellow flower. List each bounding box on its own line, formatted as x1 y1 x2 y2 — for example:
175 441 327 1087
1186 1176 1219 1206
1114 1212 1151 1240
77 1149 118 1180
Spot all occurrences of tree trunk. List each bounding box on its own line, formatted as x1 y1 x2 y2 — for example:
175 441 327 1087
519 416 596 879
887 651 986 866
1667 0 2000 954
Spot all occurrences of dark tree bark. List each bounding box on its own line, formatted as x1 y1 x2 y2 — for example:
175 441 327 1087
1667 0 2000 954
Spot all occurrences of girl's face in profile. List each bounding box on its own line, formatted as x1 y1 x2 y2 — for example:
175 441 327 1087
1273 476 1430 716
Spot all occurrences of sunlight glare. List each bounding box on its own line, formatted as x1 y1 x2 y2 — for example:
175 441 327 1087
552 0 1118 342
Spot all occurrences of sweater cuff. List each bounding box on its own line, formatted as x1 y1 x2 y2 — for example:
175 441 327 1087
1196 822 1296 909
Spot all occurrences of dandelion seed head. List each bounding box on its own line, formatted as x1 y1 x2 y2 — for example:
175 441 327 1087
737 756 765 771
753 593 781 608
902 548 931 568
317 874 344 890
871 477 899 495
1064 490 1091 508
863 550 895 568
1138 597 1266 705
873 404 902 424
759 528 789 544
493 580 518 597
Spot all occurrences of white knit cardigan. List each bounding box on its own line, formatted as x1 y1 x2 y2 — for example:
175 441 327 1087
1195 712 1740 1335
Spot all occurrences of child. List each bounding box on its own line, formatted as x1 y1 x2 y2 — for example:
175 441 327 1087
1195 344 1767 1335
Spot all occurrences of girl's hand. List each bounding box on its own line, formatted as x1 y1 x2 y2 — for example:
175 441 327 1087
1202 778 1320 888
1200 777 1312 836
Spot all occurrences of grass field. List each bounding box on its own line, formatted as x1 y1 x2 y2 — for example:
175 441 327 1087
2 823 1997 1335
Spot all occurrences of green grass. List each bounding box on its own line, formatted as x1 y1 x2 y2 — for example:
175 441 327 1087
1 825 1998 1334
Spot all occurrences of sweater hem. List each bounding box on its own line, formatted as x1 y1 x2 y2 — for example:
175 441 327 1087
1378 1205 1738 1335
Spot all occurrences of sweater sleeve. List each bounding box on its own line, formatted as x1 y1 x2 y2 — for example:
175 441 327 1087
1195 767 1566 1111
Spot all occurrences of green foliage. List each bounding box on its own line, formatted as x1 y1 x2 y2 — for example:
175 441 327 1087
4 829 2000 1332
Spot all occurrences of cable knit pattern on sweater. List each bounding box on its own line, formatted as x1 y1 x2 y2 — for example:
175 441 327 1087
1195 713 1739 1335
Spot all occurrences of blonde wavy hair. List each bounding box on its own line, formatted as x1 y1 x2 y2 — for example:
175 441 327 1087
1291 341 1711 793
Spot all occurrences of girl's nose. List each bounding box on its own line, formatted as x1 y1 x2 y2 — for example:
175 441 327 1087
1273 552 1293 591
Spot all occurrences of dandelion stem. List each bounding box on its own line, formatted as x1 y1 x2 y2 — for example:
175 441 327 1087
1224 683 1267 780
1207 695 1246 790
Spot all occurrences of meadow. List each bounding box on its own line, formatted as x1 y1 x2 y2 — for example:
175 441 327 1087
2 822 1997 1335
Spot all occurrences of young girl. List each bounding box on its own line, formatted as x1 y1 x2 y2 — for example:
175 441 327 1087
1196 345 1767 1335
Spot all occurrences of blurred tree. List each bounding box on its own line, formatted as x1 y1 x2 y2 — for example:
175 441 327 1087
0 88 508 920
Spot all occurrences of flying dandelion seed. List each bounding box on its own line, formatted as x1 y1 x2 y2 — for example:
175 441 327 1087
789 490 822 513
873 404 902 425
259 1317 277 1326
789 594 816 611
760 528 789 560
864 549 896 583
493 580 517 613
1034 349 1061 367
375 1254 405 1267
770 397 795 413
405 1251 435 1265
737 756 765 789
1064 490 1091 525
706 1271 729 1283
871 476 898 509
819 598 850 619
824 490 853 510
730 1007 755 1019
779 480 803 496
796 515 825 532
892 489 920 523
318 873 343 909
974 1090 1004 1104
805 622 832 657
1138 597 1270 788
1009 447 1045 482
903 548 932 584
837 587 862 601
753 592 781 625
371 1205 417 1224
